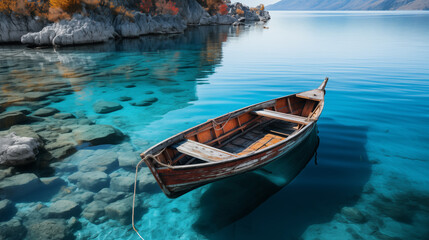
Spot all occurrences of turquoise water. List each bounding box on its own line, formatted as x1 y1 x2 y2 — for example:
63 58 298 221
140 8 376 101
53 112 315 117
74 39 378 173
1 11 429 240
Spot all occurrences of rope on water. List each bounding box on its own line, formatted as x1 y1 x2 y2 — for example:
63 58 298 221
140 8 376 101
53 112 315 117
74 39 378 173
132 155 148 240
132 149 169 239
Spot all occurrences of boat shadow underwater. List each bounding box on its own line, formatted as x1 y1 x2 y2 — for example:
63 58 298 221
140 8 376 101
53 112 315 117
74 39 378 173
192 118 371 240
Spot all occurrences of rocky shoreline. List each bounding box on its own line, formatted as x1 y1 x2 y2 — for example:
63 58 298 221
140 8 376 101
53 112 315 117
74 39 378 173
0 0 270 46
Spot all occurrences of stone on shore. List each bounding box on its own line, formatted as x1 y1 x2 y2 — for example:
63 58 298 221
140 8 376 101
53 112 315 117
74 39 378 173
93 100 123 114
73 124 125 146
0 111 27 130
0 13 45 43
46 200 81 219
0 173 43 199
21 14 115 46
0 133 40 166
32 107 60 117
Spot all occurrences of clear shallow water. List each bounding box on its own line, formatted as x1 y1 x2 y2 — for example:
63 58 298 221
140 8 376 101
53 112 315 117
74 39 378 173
1 11 429 240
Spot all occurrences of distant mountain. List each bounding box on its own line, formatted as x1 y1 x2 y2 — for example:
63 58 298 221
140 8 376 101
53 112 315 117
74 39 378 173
266 0 429 10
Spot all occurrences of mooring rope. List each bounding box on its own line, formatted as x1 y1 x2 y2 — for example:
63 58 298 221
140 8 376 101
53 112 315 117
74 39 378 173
132 155 148 240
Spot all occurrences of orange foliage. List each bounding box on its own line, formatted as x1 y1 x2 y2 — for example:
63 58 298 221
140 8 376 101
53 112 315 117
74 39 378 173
48 7 71 22
218 3 227 15
260 4 264 10
0 0 49 18
236 8 243 15
155 0 179 15
139 0 179 16
50 0 81 13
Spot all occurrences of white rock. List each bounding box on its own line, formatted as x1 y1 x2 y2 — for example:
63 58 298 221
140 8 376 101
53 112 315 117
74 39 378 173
0 133 40 166
21 14 115 46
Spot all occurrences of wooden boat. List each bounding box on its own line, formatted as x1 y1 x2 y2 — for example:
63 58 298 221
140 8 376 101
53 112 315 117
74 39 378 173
137 78 328 198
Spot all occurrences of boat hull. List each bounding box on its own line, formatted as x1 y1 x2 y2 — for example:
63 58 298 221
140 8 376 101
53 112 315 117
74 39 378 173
145 123 316 198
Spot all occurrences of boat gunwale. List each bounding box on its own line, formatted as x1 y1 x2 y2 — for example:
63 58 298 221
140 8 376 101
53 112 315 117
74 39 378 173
141 87 325 170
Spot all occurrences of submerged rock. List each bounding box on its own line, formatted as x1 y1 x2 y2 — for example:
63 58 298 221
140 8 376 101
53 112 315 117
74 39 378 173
0 218 27 240
53 113 76 120
93 188 126 203
118 151 140 169
76 171 110 192
0 199 17 222
82 200 107 223
46 200 81 219
32 107 60 117
119 96 132 101
26 219 73 240
22 14 115 46
110 176 135 192
93 100 123 114
0 111 27 130
78 153 118 173
341 206 367 223
0 133 40 166
131 97 158 107
0 173 43 199
105 197 134 225
73 124 125 146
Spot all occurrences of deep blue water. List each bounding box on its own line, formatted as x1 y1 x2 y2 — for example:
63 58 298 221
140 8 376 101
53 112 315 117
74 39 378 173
1 11 429 240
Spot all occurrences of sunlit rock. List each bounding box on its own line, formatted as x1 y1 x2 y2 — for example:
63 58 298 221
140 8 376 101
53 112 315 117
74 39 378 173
0 133 40 166
21 15 115 46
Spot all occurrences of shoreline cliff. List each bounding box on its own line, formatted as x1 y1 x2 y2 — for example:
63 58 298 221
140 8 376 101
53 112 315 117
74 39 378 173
0 0 270 46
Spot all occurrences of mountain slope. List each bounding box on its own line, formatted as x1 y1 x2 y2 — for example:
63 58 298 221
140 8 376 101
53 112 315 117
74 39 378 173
266 0 429 10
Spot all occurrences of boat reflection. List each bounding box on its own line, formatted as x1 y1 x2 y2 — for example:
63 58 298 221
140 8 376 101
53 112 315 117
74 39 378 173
193 126 320 234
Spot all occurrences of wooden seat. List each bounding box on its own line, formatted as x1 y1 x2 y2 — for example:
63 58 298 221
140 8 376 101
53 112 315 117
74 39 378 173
252 109 312 125
173 140 237 162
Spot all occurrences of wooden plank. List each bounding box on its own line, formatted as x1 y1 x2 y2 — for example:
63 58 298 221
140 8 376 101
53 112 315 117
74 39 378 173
296 89 324 101
301 101 316 117
173 140 237 162
252 109 312 125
